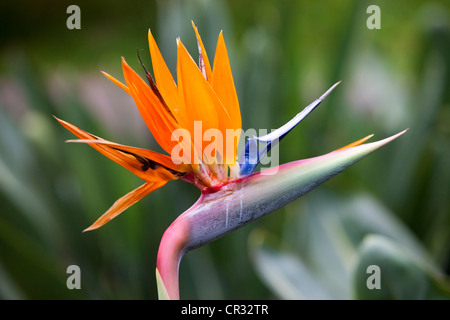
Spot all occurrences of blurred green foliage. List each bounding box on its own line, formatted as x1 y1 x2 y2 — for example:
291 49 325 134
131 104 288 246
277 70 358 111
0 0 449 299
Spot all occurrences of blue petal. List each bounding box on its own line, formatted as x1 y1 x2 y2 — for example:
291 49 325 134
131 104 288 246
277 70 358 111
239 81 341 175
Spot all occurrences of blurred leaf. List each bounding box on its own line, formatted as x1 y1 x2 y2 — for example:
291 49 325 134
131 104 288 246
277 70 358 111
352 235 450 300
249 230 336 299
337 193 433 268
251 190 448 300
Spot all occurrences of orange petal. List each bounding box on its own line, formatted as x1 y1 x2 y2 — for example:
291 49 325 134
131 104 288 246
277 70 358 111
211 32 242 163
211 32 241 130
191 21 212 82
55 116 185 181
335 134 374 151
69 139 188 175
177 39 232 162
104 56 195 166
148 30 186 126
101 71 130 95
121 58 179 155
83 180 167 231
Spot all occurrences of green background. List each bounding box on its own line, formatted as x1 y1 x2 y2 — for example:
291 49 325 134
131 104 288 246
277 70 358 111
0 0 449 299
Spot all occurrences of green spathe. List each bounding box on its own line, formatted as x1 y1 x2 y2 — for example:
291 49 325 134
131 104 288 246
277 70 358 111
184 130 408 251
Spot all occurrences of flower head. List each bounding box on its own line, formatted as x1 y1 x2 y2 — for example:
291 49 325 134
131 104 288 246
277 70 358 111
56 22 406 299
56 22 245 231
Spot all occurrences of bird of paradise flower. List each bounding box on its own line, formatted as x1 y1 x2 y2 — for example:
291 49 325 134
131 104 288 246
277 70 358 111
55 22 407 300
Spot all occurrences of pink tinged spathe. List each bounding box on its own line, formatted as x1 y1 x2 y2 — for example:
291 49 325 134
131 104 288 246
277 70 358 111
156 129 408 299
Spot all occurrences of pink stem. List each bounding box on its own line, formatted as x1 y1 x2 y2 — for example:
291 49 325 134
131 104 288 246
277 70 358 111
156 195 203 299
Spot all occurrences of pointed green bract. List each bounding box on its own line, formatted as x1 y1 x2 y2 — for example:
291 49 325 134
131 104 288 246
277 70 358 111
183 130 408 252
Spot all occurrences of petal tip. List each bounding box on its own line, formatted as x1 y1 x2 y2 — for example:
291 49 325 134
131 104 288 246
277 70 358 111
388 128 409 140
356 129 408 152
82 222 101 232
